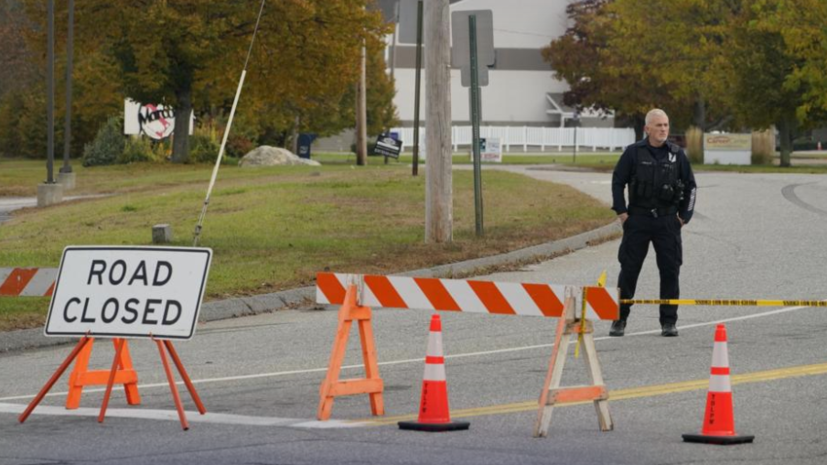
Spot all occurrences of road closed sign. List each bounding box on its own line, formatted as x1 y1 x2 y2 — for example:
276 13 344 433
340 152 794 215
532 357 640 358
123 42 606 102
45 247 212 340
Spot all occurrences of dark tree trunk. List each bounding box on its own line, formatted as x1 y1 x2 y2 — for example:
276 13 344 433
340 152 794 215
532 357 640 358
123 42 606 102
171 87 192 163
693 98 706 130
633 114 645 141
777 118 794 167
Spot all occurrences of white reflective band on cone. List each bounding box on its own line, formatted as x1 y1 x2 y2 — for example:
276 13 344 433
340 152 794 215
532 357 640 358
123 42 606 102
709 374 732 393
424 363 446 381
427 331 443 357
712 342 729 368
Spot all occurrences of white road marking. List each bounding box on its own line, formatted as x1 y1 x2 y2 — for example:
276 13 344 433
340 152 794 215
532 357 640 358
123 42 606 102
0 304 813 403
0 402 363 428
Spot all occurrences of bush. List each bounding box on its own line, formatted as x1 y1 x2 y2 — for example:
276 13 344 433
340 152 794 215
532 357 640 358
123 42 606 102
751 130 774 165
82 116 124 167
119 136 158 164
685 126 703 164
226 133 256 159
190 132 221 163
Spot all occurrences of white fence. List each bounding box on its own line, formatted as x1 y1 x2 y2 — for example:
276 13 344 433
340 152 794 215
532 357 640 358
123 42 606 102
391 126 636 153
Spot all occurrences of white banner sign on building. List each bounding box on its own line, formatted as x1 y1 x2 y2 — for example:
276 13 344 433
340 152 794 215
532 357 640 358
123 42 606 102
45 247 212 340
123 99 194 140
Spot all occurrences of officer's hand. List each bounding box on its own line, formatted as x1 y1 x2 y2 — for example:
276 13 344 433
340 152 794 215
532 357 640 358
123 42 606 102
678 216 685 227
618 213 629 224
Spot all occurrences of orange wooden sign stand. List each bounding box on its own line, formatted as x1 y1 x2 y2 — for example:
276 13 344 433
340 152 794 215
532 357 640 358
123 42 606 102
533 289 613 437
66 337 140 409
317 284 384 421
19 335 206 430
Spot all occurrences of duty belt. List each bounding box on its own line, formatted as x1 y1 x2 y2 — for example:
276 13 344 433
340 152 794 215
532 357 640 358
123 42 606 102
628 205 678 218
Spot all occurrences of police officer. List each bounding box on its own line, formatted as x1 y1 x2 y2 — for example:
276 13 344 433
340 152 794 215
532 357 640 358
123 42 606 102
609 109 697 337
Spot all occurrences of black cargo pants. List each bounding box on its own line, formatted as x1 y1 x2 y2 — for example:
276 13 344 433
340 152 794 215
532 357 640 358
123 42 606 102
617 213 682 325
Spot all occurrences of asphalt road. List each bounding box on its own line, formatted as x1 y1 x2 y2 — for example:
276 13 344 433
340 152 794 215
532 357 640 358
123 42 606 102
1 167 827 465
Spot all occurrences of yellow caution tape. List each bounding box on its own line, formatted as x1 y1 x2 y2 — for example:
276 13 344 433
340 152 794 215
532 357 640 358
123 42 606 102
622 299 827 307
575 271 607 359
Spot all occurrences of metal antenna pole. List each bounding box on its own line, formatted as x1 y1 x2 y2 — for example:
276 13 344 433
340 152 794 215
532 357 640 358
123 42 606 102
193 0 266 247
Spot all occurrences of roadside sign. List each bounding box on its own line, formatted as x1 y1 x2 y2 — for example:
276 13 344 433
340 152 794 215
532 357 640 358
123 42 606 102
123 99 194 139
481 137 502 162
704 133 752 165
45 246 212 340
373 133 403 159
451 10 495 88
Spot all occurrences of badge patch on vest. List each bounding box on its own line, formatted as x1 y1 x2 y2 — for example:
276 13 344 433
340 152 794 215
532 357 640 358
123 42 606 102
669 153 676 163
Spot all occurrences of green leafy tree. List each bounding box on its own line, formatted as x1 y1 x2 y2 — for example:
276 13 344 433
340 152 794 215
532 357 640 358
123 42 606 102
19 0 391 163
721 0 827 166
601 0 738 131
542 0 681 139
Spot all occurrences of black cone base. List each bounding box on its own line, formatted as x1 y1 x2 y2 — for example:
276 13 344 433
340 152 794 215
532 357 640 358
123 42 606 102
398 420 470 432
682 433 755 445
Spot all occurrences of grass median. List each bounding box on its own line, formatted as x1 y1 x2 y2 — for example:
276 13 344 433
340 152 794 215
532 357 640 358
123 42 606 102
0 158 615 331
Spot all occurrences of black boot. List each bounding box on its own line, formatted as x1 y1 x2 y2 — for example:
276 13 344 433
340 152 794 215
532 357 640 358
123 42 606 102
609 320 626 337
661 323 679 337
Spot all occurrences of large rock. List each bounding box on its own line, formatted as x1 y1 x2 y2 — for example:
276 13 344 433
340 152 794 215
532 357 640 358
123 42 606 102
239 145 321 167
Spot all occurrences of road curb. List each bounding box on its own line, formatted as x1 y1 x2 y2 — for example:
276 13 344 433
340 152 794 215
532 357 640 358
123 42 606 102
0 221 621 354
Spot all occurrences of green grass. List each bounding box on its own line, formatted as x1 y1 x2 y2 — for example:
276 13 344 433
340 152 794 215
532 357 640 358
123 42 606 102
0 158 614 330
313 151 827 173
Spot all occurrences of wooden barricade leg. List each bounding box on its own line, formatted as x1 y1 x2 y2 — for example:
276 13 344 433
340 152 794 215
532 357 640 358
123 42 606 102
98 338 127 423
19 337 91 423
317 284 384 421
533 303 573 438
165 341 207 415
582 325 613 431
156 339 189 431
66 338 140 409
533 291 613 437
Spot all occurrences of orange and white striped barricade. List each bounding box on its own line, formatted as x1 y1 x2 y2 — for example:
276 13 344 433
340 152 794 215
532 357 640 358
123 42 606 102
0 267 57 296
19 247 212 431
315 272 619 435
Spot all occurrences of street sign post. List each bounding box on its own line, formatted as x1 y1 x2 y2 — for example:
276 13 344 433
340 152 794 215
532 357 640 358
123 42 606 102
452 10 494 237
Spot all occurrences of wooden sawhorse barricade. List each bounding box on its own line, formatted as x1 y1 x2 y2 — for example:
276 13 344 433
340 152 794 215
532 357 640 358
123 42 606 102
315 272 618 436
19 336 206 430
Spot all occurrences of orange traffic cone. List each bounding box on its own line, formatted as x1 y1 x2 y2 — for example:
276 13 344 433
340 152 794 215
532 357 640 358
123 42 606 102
683 324 754 445
398 314 470 432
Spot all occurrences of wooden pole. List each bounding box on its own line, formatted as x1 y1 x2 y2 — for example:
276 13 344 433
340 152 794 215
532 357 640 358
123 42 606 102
412 0 423 177
424 0 452 243
356 41 368 166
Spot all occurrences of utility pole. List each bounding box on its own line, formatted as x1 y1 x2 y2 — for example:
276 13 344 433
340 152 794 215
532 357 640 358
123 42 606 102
412 0 423 177
424 0 452 243
37 0 63 207
355 41 368 165
390 0 399 83
58 0 75 190
46 0 55 185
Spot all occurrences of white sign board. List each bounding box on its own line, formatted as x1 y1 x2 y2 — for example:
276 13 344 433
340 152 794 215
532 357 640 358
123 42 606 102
703 133 752 165
124 99 194 140
45 247 212 340
481 137 502 162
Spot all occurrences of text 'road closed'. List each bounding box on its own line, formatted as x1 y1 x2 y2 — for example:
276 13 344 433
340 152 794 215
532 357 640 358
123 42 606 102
45 247 212 340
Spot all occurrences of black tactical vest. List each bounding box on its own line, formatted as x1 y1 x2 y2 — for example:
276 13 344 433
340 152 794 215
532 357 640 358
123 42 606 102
629 145 683 210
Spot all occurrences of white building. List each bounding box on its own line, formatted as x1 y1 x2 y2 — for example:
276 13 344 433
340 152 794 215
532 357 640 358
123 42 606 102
380 0 613 128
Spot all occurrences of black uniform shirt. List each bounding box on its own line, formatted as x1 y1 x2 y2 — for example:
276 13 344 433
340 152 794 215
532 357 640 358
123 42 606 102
611 138 697 224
